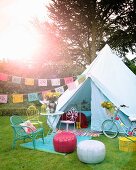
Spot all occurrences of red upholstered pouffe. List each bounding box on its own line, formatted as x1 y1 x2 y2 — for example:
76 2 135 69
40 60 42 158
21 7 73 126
53 131 77 153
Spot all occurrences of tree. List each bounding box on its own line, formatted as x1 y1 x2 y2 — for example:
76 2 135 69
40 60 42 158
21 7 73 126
47 0 136 65
33 19 64 63
32 18 84 73
123 57 136 74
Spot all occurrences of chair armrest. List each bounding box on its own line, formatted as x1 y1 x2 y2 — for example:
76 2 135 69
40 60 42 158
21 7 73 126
30 120 43 128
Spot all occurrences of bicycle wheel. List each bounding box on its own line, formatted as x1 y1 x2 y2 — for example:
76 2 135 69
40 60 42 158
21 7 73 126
102 119 118 138
132 128 136 136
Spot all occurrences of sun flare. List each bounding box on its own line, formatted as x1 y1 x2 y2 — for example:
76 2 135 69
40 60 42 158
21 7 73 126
0 0 49 60
0 28 40 60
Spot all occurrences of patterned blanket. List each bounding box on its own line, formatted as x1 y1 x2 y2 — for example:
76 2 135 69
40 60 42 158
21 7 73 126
57 129 100 137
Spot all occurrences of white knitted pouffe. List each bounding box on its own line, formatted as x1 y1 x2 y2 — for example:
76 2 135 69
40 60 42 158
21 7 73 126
77 140 106 164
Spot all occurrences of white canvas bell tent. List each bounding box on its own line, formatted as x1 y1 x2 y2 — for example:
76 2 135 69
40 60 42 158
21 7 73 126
54 44 136 132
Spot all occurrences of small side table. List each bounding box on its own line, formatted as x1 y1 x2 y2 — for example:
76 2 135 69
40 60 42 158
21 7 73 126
40 111 64 136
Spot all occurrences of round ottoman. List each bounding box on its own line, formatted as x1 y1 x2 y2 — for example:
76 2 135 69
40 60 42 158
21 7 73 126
53 131 77 153
77 140 106 164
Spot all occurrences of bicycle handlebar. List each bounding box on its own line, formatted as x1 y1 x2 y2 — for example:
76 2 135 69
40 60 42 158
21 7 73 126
120 104 129 108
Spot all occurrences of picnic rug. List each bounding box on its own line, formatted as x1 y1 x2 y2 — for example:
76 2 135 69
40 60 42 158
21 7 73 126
57 129 100 137
20 134 91 155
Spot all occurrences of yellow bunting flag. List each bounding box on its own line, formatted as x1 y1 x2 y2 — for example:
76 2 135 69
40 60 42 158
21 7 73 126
120 123 124 126
12 94 23 103
77 74 86 84
25 78 34 86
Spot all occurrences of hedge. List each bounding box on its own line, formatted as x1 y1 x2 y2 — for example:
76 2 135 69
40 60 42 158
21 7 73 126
0 108 27 116
0 101 41 116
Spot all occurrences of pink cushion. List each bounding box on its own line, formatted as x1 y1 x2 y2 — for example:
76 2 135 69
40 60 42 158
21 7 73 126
20 120 37 134
60 120 75 124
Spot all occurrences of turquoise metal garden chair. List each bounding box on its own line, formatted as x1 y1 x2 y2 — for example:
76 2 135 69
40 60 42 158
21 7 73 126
10 115 44 149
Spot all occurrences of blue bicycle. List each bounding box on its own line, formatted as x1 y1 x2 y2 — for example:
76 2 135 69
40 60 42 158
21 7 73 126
102 105 136 138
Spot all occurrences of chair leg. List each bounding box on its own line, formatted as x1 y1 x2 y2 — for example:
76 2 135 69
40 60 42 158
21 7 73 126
42 132 45 144
12 139 16 149
32 139 36 149
59 122 61 130
74 123 75 130
66 123 69 132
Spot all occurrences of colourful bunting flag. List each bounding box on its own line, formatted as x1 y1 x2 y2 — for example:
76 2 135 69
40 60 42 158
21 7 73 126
120 123 124 126
64 77 74 85
12 94 23 103
0 73 8 81
38 79 47 86
0 94 8 103
25 78 34 86
55 86 64 94
77 74 86 84
12 76 21 84
67 82 77 90
51 79 60 86
28 93 39 102
86 73 92 77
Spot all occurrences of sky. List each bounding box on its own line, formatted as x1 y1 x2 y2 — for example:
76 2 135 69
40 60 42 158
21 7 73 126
126 52 136 60
0 0 135 61
0 0 50 61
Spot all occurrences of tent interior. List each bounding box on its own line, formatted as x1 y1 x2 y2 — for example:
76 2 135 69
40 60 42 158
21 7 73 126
58 78 92 129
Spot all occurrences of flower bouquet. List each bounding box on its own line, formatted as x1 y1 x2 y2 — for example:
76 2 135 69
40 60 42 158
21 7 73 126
101 101 115 116
44 92 61 113
45 92 61 102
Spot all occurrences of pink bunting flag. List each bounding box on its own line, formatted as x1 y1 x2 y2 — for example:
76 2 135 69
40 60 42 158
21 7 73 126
0 73 8 81
38 79 47 86
0 94 8 103
64 77 74 85
67 82 77 90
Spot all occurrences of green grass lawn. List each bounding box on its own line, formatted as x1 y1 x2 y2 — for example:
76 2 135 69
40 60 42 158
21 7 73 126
0 116 136 170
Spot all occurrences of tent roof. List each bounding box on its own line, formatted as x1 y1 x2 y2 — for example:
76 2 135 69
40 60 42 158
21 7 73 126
57 44 136 117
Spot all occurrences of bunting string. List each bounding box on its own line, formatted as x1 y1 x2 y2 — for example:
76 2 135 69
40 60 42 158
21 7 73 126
0 74 86 104
0 72 77 87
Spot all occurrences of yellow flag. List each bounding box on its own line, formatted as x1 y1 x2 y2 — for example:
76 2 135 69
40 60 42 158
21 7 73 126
12 94 23 103
78 75 86 84
25 78 34 86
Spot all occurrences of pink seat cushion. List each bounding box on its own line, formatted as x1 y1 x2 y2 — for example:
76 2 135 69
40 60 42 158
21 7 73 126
60 120 75 124
53 131 77 153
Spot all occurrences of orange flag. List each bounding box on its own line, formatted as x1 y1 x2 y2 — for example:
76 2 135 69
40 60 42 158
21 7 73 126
12 94 23 103
25 78 34 86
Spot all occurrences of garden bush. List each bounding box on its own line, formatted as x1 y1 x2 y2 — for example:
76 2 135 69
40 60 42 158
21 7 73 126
0 108 27 116
0 101 42 116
